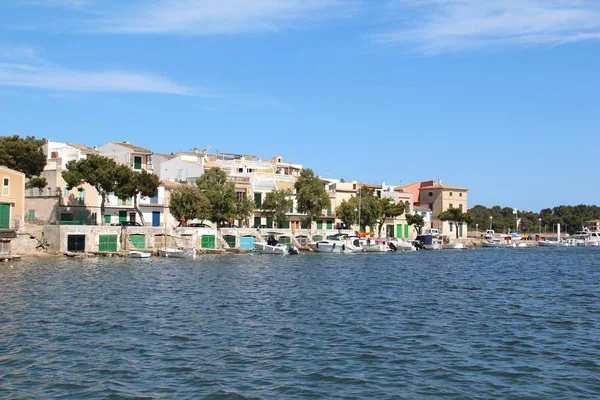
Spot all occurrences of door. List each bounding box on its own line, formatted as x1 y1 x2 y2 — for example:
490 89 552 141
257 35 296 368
201 235 215 249
152 211 160 227
0 203 10 229
119 211 127 222
105 215 111 224
253 217 261 227
129 234 145 249
134 156 142 170
99 234 118 252
67 235 86 252
77 210 88 225
404 224 409 238
386 225 394 238
129 213 136 222
223 235 236 248
240 235 255 250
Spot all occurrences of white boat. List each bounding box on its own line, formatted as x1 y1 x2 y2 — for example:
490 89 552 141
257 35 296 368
254 234 299 255
442 242 466 250
158 247 195 258
537 223 570 247
414 234 442 250
307 239 359 253
574 230 600 246
388 238 417 252
481 237 517 248
345 236 388 252
129 250 151 258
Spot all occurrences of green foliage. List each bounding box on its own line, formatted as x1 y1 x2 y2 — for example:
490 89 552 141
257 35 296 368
169 185 211 223
196 168 236 228
439 208 472 239
114 169 160 225
355 187 380 232
62 155 128 222
406 214 425 234
0 135 47 180
376 198 405 237
26 177 48 189
468 204 600 235
294 168 330 226
234 196 255 226
261 189 293 227
335 199 358 229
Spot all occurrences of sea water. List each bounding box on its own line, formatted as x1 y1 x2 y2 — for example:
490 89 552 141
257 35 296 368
0 248 599 399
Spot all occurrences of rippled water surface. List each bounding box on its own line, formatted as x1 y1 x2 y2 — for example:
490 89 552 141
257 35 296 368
1 248 599 399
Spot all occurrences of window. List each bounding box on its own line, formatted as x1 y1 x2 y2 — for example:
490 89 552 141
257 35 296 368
449 192 453 196
254 193 262 208
459 193 463 197
50 151 58 158
134 156 142 170
28 210 35 221
78 189 86 205
459 204 463 212
449 204 453 209
64 188 69 196
428 192 433 196
3 178 8 186
449 223 453 232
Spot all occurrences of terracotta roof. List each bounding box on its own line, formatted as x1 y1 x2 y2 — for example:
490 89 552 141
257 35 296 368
160 180 184 188
67 143 99 153
109 141 152 154
153 152 177 160
419 183 468 191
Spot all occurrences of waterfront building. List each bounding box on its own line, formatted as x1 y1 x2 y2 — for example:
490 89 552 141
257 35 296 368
96 141 154 173
0 165 25 230
584 220 600 232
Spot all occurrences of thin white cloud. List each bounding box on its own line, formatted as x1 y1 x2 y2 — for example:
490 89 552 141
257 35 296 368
66 0 351 35
374 0 600 54
0 62 193 95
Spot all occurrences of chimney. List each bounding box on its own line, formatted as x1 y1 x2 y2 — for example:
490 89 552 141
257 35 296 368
438 179 442 184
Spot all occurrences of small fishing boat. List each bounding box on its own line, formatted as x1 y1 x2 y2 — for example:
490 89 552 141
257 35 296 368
254 234 299 255
129 250 151 258
158 247 195 258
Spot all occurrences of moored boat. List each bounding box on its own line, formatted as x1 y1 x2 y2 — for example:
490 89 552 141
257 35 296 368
129 250 152 258
158 247 195 258
254 234 299 255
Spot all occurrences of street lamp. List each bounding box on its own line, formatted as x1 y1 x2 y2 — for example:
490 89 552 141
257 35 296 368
538 218 542 235
354 207 358 231
476 223 479 236
489 215 493 230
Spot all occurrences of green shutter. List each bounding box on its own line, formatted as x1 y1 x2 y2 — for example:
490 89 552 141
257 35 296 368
326 221 333 229
396 224 402 238
77 210 88 224
266 217 273 228
279 236 291 244
312 235 323 241
119 211 127 222
460 223 463 237
134 156 142 170
404 224 409 238
224 235 236 248
0 204 10 229
201 235 215 249
253 217 261 227
99 234 118 252
27 210 35 221
105 215 111 224
317 220 323 229
281 221 290 229
449 223 453 232
64 188 69 196
254 193 262 208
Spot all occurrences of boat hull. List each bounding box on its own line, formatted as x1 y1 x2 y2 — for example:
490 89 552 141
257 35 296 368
158 247 195 258
129 250 151 258
254 243 295 255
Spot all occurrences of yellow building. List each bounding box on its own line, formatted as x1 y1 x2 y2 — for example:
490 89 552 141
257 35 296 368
0 166 25 230
419 180 469 238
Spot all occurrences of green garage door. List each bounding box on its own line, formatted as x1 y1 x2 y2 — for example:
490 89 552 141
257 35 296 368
99 234 118 252
223 235 236 248
201 235 215 249
67 235 85 252
130 234 145 249
0 204 10 229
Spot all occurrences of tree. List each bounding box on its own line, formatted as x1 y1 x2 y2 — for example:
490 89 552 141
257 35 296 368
169 185 211 224
355 187 380 233
376 198 405 238
114 169 160 226
196 168 236 228
261 189 293 228
335 199 358 230
294 168 330 228
234 196 255 228
62 155 130 223
0 135 47 185
406 213 425 234
439 208 472 239
25 177 48 190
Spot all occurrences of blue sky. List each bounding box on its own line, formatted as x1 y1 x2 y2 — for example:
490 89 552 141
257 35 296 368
1 0 599 211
